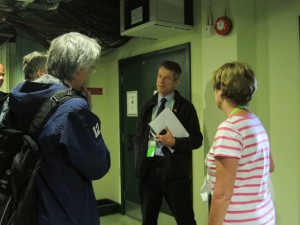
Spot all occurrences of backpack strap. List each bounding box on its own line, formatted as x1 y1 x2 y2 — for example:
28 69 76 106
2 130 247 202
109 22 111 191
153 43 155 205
0 94 9 123
0 93 9 104
28 89 80 137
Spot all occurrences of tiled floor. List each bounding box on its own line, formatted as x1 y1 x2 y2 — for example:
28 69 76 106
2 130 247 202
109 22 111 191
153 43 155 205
100 213 141 225
100 213 177 225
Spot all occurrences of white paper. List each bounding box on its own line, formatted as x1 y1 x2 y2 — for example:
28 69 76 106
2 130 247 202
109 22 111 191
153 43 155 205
126 91 138 117
200 175 211 202
149 108 189 153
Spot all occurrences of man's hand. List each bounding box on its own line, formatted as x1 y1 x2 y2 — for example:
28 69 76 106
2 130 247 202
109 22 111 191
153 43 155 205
155 127 175 147
81 85 92 110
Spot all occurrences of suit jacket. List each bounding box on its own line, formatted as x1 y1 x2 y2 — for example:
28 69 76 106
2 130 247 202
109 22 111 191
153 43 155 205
135 90 203 180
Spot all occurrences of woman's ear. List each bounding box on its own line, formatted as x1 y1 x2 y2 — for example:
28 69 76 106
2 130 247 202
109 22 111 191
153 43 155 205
216 88 224 99
218 87 225 97
36 69 45 78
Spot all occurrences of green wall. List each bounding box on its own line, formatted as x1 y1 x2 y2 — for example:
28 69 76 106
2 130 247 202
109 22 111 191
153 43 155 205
0 35 46 91
0 42 16 92
92 0 300 224
0 0 299 224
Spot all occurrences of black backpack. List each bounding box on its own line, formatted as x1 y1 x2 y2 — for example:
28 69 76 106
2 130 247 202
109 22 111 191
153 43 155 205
0 89 79 225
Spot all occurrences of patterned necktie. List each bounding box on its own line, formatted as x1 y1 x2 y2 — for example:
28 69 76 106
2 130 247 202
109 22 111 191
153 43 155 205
156 98 167 117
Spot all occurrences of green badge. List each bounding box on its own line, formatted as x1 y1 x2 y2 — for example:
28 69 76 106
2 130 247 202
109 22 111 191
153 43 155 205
147 140 156 157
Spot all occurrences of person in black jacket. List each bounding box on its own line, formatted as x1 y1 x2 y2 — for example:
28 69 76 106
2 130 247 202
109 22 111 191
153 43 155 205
0 52 47 123
135 60 203 225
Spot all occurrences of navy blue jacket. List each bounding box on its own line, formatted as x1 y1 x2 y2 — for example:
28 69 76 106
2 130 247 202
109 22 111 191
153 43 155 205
6 81 110 225
135 90 203 180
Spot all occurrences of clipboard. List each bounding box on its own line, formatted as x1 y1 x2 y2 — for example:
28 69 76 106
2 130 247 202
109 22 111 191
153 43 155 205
149 107 190 137
149 108 189 153
149 107 189 138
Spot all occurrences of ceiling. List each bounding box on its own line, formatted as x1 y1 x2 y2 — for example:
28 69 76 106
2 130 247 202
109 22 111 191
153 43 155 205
0 0 131 55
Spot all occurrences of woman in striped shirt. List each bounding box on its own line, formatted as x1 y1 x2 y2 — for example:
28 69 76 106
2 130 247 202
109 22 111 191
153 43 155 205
206 62 275 225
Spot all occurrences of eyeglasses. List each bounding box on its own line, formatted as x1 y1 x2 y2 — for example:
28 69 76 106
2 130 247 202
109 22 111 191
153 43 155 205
81 65 96 74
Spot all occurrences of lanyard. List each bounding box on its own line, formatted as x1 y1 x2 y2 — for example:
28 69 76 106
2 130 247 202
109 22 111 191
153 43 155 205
228 106 247 117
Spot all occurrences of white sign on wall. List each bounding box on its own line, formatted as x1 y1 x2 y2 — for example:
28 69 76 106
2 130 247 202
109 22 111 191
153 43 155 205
127 90 138 117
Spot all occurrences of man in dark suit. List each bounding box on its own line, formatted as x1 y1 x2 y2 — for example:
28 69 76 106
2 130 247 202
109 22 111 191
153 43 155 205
135 60 203 225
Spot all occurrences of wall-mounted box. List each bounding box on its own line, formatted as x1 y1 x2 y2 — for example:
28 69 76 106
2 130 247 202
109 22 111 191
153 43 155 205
120 0 193 39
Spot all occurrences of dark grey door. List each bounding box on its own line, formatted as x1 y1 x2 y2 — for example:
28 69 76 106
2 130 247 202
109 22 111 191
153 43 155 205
119 43 191 221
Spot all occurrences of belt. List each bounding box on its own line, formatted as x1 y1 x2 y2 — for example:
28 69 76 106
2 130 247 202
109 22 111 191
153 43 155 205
153 156 164 164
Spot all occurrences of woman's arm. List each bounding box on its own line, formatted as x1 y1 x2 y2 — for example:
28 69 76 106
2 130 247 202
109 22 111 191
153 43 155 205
269 151 275 172
208 156 239 225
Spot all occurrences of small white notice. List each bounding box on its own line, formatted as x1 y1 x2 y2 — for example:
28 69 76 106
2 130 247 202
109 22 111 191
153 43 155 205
127 91 138 117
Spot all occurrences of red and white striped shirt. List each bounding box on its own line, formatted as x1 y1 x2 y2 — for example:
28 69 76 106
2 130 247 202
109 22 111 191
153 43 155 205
206 115 275 225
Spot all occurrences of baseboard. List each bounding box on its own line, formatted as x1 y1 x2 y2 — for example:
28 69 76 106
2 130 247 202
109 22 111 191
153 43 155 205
97 199 120 216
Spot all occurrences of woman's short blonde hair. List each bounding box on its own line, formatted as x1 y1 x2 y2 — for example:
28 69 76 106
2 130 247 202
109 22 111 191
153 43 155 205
213 62 257 106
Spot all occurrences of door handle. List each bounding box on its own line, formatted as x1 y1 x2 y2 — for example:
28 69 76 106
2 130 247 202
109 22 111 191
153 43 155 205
127 134 133 152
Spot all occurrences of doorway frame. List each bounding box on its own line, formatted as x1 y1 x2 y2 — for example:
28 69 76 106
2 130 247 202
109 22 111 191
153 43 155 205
118 43 191 215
